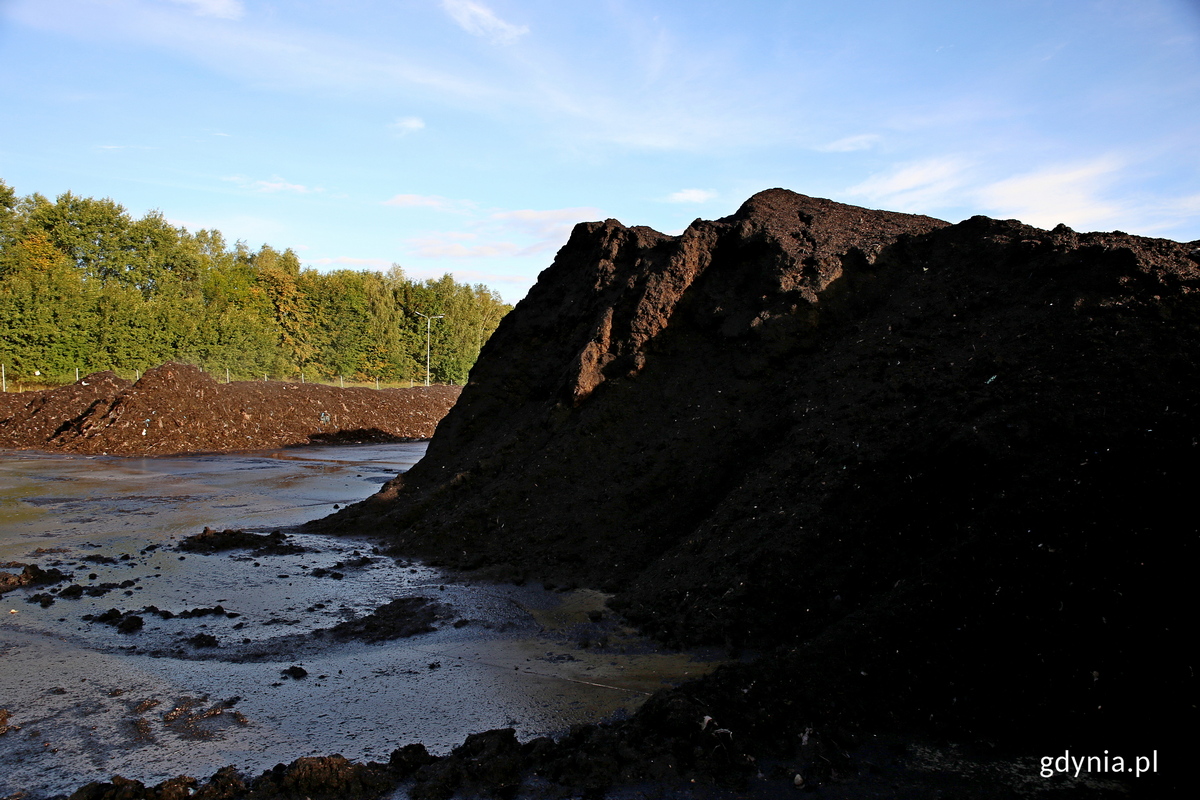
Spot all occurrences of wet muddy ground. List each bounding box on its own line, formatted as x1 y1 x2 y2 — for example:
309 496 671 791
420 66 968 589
0 445 722 799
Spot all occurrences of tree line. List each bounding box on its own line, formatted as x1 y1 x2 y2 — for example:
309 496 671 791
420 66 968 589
0 180 512 386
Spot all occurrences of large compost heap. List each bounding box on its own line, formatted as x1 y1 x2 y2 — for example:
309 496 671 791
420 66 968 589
323 188 1194 790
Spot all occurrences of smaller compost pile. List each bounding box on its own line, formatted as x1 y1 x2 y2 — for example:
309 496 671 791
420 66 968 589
0 362 459 455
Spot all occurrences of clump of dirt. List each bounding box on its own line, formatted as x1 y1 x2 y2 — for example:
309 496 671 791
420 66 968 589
0 362 460 455
178 528 305 555
327 597 451 642
136 604 237 620
0 562 72 596
82 608 145 633
186 633 221 648
314 189 1195 791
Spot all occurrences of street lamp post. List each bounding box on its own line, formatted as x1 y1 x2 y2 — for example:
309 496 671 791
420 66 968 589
413 311 444 386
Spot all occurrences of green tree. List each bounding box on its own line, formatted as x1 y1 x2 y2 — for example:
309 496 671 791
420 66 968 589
0 181 511 385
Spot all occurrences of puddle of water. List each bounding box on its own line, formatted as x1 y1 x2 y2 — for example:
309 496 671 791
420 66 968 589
0 444 721 798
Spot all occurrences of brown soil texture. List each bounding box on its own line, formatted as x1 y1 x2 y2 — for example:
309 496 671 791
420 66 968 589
0 362 460 455
313 189 1198 792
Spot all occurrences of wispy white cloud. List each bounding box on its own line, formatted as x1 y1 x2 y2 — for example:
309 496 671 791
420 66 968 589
165 213 289 241
163 0 244 20
974 157 1200 235
408 232 522 259
975 157 1124 229
666 189 717 203
846 156 973 212
441 0 528 45
848 153 1200 236
491 207 601 238
309 256 392 269
390 116 426 135
383 193 475 212
398 205 601 262
1146 193 1200 234
818 133 880 153
224 175 322 194
9 0 488 102
9 0 788 156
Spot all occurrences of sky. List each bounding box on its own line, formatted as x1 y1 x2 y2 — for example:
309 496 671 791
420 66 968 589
2 0 1198 304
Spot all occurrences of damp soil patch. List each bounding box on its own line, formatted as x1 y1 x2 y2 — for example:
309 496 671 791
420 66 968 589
164 596 455 662
326 596 452 642
177 528 306 556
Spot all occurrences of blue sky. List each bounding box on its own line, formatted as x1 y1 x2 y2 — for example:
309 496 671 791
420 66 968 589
2 0 1198 304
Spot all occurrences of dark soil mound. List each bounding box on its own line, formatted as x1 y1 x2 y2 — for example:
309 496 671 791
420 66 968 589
322 190 1197 758
0 362 460 455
